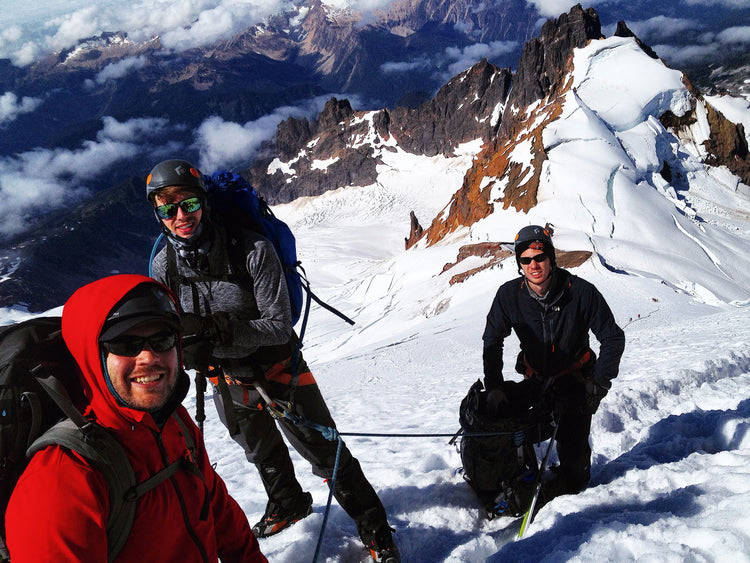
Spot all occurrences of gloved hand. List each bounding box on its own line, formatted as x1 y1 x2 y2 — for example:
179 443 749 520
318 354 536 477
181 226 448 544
181 313 232 344
179 313 232 370
181 340 214 371
486 386 509 416
584 377 609 414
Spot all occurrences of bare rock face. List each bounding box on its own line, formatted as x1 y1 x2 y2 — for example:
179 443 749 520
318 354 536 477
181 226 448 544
247 59 513 204
703 104 750 185
389 60 512 157
660 77 750 187
405 211 424 250
502 4 602 120
421 4 602 246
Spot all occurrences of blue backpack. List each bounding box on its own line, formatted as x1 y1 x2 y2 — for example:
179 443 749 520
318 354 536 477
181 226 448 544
206 172 306 325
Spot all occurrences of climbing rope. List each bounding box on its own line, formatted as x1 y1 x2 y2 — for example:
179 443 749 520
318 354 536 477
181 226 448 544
273 405 546 563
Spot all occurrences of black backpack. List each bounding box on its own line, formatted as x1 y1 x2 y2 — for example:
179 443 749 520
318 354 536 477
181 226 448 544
0 317 200 562
458 380 553 518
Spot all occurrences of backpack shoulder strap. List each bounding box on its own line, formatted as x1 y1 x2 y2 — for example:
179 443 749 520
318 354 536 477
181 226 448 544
28 421 136 563
26 411 210 561
165 241 179 294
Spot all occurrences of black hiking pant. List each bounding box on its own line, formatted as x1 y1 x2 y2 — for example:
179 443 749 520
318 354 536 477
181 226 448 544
497 375 592 492
212 371 388 533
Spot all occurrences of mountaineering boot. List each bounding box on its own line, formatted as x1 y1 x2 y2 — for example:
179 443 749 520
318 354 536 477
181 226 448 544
358 523 401 563
252 492 313 538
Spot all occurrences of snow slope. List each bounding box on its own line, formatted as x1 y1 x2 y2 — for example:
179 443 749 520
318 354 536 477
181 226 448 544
3 30 750 563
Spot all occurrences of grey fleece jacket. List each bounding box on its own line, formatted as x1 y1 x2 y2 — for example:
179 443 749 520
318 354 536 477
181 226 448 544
151 225 293 360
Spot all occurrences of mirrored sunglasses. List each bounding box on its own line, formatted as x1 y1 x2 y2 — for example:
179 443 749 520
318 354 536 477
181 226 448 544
519 254 548 265
102 332 177 357
155 197 202 219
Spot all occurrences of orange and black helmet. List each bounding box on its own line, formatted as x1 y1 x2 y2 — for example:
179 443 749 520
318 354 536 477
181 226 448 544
145 159 206 202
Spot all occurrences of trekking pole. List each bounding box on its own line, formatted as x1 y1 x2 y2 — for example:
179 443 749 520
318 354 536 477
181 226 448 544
194 371 207 432
518 418 559 538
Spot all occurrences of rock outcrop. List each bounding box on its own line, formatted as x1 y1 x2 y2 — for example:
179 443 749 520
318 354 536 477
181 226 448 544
247 59 513 203
421 4 602 245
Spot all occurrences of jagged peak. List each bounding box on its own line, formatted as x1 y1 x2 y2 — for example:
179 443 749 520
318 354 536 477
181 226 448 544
613 20 659 60
507 3 602 115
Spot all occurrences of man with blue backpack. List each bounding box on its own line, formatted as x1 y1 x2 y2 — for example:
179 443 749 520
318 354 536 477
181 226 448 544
145 159 400 563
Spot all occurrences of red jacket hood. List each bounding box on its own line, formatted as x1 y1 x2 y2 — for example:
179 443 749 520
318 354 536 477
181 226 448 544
62 274 187 429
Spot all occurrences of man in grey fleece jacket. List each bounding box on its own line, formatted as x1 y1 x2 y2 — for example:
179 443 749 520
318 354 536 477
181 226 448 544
145 159 400 563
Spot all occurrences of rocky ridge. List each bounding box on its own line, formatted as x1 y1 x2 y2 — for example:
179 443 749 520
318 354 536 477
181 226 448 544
246 59 512 204
420 5 750 247
2 4 749 310
246 3 750 284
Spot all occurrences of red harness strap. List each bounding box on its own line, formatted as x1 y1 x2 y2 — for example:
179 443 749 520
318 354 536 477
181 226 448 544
522 350 592 380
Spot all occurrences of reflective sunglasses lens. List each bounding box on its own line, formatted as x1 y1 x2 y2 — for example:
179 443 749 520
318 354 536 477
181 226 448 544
155 203 178 219
155 198 201 219
180 198 201 214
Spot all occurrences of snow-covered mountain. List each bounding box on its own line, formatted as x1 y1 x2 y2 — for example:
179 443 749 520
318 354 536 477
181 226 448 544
2 4 750 561
248 6 750 309
2 4 750 314
199 11 750 557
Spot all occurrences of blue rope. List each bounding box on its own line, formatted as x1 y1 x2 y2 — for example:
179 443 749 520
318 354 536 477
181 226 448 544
280 411 341 563
312 433 342 563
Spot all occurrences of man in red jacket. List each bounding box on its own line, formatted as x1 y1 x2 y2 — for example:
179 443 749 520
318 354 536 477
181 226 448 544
6 274 266 563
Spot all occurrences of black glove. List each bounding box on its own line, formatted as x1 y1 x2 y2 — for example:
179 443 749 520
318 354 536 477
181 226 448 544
179 313 232 370
585 378 609 414
486 386 509 416
181 340 214 371
181 313 232 344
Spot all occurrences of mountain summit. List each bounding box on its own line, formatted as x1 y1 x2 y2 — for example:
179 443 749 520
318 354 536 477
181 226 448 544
251 4 750 306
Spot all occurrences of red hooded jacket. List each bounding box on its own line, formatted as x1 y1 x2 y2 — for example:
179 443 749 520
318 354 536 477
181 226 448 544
6 274 266 563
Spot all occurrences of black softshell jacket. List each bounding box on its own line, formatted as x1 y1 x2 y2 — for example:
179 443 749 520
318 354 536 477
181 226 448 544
482 268 625 391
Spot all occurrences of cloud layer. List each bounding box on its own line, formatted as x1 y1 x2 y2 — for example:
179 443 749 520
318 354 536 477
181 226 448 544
0 92 43 124
1 0 407 66
0 116 172 236
0 94 340 236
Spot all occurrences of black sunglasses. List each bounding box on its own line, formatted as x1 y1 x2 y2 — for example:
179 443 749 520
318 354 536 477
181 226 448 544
519 254 548 265
155 197 202 219
102 332 177 357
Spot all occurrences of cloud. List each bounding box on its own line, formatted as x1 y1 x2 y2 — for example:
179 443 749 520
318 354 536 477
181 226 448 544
0 92 43 124
652 43 721 66
444 40 518 77
0 25 22 49
716 26 750 43
381 57 432 74
649 23 750 66
625 16 701 41
684 0 750 7
0 0 297 66
527 0 607 18
194 95 351 171
90 55 148 85
0 115 175 236
46 6 101 52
